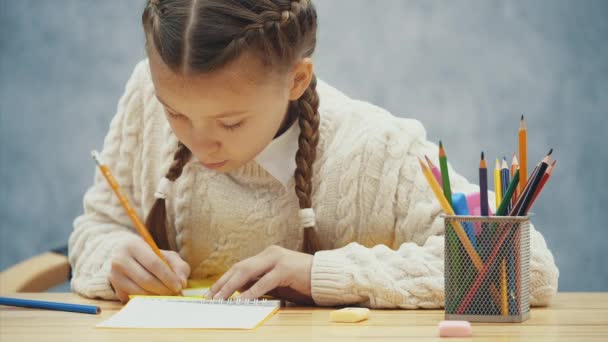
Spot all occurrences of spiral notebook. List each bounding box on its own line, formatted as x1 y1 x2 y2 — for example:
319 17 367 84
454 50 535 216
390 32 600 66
97 296 281 330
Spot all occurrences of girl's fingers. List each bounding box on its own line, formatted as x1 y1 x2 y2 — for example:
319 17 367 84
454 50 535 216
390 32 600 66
125 257 176 295
161 250 191 287
209 268 236 298
109 271 153 303
212 268 246 299
114 288 130 304
239 269 281 300
213 255 276 300
132 245 183 293
237 279 259 293
209 246 284 299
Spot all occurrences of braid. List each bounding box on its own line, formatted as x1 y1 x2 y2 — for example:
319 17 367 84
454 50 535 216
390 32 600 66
293 73 321 254
234 0 314 67
165 142 192 181
145 142 192 250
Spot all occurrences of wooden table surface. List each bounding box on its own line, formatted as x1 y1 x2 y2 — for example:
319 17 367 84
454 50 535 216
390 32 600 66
1 292 607 341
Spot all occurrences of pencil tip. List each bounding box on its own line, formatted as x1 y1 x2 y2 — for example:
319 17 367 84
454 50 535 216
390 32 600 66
439 140 443 148
481 151 484 160
91 150 101 165
547 148 553 156
521 114 524 121
417 157 426 168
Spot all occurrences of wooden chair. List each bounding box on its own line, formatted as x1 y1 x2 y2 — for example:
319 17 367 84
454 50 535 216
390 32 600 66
0 246 70 293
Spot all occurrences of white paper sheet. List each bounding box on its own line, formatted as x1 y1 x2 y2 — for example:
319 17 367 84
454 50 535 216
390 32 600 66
97 297 280 329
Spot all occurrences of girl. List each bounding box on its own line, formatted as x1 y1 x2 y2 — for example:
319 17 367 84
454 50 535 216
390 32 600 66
69 0 558 307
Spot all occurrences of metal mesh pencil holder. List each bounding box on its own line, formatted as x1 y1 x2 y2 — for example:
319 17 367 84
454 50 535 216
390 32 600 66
443 215 531 323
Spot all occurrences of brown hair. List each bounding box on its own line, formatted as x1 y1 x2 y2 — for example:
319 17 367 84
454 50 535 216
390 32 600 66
142 0 322 254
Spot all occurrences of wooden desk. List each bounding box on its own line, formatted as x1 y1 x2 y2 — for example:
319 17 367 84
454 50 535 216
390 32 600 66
1 293 607 341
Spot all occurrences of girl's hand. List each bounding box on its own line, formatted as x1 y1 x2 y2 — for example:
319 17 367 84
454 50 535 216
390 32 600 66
209 245 314 304
109 238 191 303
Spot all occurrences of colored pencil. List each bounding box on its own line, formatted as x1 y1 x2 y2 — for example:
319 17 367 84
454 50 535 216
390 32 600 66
510 164 540 217
425 155 443 187
518 115 527 195
529 160 556 209
418 157 481 266
502 156 516 315
511 154 520 204
500 170 521 316
500 259 508 315
418 158 501 307
479 152 489 216
501 158 511 213
514 149 552 216
0 297 100 315
494 158 502 210
439 141 453 208
496 170 520 216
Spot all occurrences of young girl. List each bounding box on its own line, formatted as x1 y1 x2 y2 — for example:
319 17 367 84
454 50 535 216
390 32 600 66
69 0 558 307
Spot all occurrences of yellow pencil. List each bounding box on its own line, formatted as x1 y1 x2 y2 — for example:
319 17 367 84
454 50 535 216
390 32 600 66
501 258 509 315
419 157 503 307
91 150 169 266
418 158 482 269
494 158 502 209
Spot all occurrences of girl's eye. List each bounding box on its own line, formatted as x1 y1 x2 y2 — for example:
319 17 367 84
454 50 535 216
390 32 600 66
221 121 244 131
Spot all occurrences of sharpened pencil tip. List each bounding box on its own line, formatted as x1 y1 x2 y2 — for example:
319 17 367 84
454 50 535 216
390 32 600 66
417 157 426 169
91 150 101 165
439 140 443 148
481 151 485 160
547 148 553 156
521 114 524 121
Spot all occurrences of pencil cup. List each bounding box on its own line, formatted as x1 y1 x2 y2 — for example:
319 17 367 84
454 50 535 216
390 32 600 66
443 215 531 323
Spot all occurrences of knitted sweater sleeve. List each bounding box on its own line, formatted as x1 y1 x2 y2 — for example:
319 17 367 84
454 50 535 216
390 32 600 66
68 62 149 300
311 116 558 309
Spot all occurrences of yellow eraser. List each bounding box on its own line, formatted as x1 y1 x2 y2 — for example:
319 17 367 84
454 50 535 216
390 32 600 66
330 307 370 323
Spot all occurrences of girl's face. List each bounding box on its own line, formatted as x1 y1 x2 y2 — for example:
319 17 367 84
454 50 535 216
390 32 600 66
148 46 311 173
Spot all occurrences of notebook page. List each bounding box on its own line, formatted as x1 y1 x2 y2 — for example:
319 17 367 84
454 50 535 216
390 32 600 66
97 297 280 329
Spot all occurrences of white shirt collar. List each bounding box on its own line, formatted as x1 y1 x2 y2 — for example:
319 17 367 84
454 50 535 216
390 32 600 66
254 121 300 187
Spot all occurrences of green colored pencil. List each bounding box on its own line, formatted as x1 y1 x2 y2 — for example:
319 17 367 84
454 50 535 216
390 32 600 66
439 141 453 208
496 170 520 216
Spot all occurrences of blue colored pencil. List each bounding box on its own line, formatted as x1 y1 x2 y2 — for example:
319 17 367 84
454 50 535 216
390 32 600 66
0 297 100 315
500 157 516 314
501 158 511 214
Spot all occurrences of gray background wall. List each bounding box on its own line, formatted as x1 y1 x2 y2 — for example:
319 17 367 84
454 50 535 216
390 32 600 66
1 0 606 291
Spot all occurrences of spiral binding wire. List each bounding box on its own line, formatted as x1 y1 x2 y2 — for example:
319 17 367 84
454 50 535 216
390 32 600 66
149 297 277 307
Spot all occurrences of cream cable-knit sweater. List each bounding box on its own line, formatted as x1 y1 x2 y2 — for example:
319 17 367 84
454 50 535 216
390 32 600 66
69 60 559 308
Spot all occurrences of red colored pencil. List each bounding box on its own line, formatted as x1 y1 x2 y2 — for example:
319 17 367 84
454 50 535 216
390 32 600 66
529 160 556 209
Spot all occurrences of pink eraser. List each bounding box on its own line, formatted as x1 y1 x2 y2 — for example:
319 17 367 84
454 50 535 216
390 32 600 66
466 192 494 216
438 320 472 337
465 192 494 236
466 192 495 216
